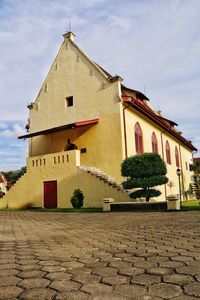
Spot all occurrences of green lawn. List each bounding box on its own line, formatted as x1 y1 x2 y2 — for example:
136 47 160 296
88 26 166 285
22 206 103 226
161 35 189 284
181 200 200 211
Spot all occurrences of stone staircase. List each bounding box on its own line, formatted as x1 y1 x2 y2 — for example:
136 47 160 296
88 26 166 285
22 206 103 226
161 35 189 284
78 166 129 194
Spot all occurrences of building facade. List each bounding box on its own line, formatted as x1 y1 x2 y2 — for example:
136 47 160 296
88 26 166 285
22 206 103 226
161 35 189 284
0 32 196 208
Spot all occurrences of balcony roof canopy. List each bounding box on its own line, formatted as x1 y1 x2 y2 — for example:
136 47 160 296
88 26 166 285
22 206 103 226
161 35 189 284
18 118 99 139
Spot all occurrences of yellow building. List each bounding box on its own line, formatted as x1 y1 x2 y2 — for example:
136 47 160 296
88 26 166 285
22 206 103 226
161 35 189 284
1 31 197 208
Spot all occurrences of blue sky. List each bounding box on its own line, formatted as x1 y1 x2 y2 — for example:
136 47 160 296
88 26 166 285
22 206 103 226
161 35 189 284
0 0 200 171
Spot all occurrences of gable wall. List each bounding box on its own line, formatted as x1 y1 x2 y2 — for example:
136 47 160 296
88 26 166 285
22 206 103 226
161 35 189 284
28 39 124 180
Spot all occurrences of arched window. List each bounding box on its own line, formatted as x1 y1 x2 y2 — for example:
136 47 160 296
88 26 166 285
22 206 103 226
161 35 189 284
134 122 143 154
166 141 171 164
152 132 158 153
175 146 180 167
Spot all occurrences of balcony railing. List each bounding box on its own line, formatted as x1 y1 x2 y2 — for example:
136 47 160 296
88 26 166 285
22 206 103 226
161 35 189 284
27 150 80 170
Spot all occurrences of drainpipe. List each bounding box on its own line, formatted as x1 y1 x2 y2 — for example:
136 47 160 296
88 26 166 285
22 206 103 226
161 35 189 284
192 150 198 161
178 144 185 200
160 131 167 199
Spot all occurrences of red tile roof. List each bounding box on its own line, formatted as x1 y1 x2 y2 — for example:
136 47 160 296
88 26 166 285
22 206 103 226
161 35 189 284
122 96 197 151
18 118 99 139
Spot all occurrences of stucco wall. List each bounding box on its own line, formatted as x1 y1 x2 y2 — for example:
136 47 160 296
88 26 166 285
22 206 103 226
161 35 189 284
28 37 124 181
1 150 130 209
123 107 194 200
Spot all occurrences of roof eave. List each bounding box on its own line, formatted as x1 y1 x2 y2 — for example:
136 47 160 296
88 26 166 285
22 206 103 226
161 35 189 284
123 100 197 151
18 118 99 139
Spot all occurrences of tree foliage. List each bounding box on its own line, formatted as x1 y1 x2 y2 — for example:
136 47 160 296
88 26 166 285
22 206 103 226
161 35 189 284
2 167 26 184
70 189 84 208
121 153 168 202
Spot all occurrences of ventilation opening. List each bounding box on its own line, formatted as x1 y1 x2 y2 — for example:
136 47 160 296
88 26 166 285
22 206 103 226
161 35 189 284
66 96 73 107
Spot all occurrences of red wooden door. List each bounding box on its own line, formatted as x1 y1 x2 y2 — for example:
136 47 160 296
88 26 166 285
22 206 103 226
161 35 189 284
44 181 57 208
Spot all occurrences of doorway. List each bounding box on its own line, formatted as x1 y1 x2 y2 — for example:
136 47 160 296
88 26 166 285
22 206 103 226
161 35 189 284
44 181 57 208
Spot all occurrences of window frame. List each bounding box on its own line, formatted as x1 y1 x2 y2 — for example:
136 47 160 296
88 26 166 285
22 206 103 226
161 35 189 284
175 146 180 168
134 122 143 154
166 140 171 165
152 132 158 153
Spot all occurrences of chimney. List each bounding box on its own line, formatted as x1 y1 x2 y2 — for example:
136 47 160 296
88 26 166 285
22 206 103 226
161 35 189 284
63 31 76 41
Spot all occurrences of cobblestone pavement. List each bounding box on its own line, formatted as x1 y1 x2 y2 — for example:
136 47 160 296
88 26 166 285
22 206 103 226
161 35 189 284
0 211 200 299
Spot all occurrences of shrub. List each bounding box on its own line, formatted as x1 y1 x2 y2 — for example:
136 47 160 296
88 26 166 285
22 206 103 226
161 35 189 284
121 153 168 202
70 189 84 208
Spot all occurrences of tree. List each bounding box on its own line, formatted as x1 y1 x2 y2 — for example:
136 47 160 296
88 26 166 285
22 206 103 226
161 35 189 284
2 167 26 184
121 153 168 202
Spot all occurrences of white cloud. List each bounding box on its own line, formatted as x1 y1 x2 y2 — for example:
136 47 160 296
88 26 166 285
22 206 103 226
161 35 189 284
0 123 25 138
0 121 7 129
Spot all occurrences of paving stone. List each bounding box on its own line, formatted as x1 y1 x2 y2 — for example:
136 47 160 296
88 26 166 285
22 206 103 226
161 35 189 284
56 291 89 299
18 259 39 265
81 282 113 294
91 294 131 300
184 282 200 297
50 279 82 291
39 260 60 266
0 269 19 277
147 267 173 275
0 263 18 270
176 266 200 275
45 272 73 280
114 283 146 297
147 255 170 262
172 295 200 300
0 276 21 286
73 273 101 284
18 270 46 279
102 275 130 285
19 288 57 300
159 260 184 268
195 274 200 282
148 283 183 298
18 278 50 289
0 286 22 299
79 257 100 264
171 256 194 262
16 255 35 260
123 257 145 263
41 265 67 272
0 258 16 264
61 261 84 269
118 267 145 276
17 264 41 271
131 273 161 285
133 261 158 269
70 267 92 276
186 260 200 267
92 266 118 276
85 261 108 268
0 211 200 300
163 273 194 285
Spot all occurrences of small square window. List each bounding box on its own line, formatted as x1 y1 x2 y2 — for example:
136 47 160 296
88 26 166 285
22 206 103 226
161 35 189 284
66 96 73 107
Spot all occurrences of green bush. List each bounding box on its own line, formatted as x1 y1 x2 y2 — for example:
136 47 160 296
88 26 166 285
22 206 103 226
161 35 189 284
121 153 168 202
70 189 84 208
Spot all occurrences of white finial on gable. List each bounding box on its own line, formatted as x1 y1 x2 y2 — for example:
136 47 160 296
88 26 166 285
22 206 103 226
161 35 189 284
63 31 76 41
